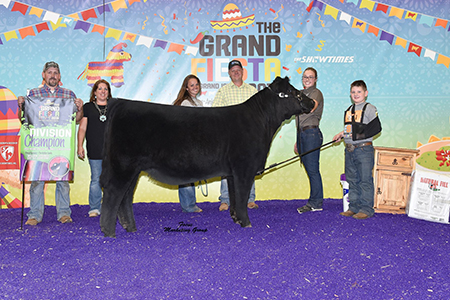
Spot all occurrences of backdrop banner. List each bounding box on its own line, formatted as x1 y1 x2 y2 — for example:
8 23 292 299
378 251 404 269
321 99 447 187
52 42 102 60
19 96 76 181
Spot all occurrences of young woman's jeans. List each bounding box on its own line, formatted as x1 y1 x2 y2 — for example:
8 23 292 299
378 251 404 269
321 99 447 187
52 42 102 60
345 145 375 216
88 159 103 215
219 179 256 205
297 127 324 209
178 183 201 212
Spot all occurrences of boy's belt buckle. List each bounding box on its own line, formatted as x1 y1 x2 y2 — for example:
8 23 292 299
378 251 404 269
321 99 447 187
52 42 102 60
346 144 355 152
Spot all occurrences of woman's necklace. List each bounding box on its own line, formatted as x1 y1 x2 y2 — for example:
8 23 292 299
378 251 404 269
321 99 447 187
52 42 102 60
94 101 107 122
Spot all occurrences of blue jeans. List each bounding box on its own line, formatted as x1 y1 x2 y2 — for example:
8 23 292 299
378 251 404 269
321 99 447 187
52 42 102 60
345 145 375 216
219 178 256 205
297 127 323 209
88 159 103 215
178 183 201 212
27 181 71 222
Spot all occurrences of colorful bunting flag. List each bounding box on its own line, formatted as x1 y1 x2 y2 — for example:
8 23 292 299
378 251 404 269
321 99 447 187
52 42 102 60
29 7 43 18
395 36 407 49
375 3 388 14
435 19 448 29
352 18 366 33
380 31 394 44
97 4 111 15
18 26 35 39
11 2 28 15
437 54 450 67
360 0 375 11
408 42 422 57
424 49 436 61
111 0 127 13
324 5 339 20
123 32 137 42
168 43 184 55
105 28 122 40
81 8 97 21
419 15 434 27
405 11 418 21
367 25 379 37
74 20 91 33
35 22 49 33
136 36 153 48
389 7 404 19
92 24 106 35
154 40 168 49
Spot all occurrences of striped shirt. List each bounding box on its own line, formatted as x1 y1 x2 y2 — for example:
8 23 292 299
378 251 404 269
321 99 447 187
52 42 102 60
212 82 257 107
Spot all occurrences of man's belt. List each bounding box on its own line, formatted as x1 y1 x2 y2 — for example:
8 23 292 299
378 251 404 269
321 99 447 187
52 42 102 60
299 125 318 132
345 142 372 152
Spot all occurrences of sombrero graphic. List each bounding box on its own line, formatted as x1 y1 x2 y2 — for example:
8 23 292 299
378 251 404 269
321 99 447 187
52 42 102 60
210 3 255 30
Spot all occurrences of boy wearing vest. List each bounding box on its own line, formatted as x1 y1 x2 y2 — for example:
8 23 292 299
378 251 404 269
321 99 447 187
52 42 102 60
333 80 381 219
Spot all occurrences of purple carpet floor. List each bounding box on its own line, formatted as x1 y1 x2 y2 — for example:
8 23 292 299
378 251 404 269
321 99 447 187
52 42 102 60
1 199 449 299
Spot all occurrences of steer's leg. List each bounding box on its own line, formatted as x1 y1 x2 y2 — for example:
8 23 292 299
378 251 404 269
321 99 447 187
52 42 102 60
229 175 252 227
100 171 138 237
227 176 238 223
117 173 140 232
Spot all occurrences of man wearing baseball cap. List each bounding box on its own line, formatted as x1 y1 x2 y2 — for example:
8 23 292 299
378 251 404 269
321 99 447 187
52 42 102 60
212 59 258 211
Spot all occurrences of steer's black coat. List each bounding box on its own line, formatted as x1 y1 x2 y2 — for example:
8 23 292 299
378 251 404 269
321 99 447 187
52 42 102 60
100 77 315 237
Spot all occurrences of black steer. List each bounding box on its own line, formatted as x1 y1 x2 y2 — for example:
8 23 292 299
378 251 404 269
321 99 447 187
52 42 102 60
100 76 315 237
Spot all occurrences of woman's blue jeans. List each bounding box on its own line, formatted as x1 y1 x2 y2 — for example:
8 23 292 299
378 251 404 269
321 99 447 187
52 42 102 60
88 159 103 215
297 127 324 209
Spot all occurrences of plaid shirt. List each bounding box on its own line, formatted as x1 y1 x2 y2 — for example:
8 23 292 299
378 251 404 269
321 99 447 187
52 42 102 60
28 84 77 99
212 81 257 107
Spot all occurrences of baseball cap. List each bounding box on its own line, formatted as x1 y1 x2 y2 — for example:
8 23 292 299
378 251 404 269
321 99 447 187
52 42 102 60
43 61 60 73
228 60 242 70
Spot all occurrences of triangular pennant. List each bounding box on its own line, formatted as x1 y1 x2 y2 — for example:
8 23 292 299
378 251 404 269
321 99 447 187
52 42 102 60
408 42 422 57
11 2 28 15
49 18 67 30
311 1 324 11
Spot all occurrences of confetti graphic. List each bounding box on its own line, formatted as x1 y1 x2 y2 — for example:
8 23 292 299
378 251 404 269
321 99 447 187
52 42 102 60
315 40 326 51
159 14 168 34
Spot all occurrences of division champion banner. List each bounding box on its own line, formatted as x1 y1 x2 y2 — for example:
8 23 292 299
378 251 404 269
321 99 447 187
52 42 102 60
19 96 77 181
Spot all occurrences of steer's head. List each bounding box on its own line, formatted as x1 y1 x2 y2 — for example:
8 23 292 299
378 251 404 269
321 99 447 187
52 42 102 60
268 76 315 115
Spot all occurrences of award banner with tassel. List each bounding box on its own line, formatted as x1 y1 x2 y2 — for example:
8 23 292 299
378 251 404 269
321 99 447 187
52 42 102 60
19 96 77 181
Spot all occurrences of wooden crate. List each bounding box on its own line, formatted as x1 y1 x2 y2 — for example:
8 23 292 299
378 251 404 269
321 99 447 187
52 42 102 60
373 146 420 214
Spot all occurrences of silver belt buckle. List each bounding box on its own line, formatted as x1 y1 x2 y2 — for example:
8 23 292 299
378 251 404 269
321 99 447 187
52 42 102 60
346 144 355 152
